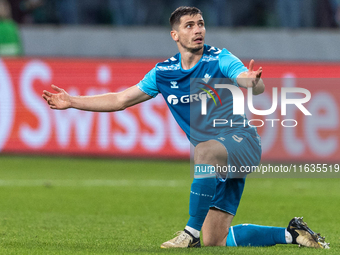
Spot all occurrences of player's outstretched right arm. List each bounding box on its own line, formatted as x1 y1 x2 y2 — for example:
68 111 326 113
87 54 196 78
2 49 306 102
42 84 152 112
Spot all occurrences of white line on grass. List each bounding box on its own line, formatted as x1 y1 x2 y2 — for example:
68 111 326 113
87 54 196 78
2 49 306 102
0 179 188 187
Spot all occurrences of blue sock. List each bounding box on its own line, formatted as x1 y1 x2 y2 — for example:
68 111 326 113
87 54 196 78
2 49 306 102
186 164 217 231
226 224 287 247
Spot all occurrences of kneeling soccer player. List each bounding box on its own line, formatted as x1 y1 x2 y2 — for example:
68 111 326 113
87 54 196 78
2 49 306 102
42 6 330 250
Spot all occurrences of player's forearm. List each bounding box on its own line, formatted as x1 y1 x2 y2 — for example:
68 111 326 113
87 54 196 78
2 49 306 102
69 93 125 112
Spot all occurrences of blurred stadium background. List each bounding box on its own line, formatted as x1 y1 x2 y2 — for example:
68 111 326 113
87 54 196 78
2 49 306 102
1 0 340 160
0 0 340 254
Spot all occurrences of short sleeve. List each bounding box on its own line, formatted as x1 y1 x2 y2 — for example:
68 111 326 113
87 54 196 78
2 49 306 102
136 67 159 98
219 48 248 85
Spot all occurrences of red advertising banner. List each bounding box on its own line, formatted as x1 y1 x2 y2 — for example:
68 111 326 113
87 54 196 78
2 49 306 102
0 58 339 161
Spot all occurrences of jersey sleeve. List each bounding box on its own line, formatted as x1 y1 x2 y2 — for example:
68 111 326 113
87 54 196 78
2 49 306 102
136 67 159 98
219 48 248 85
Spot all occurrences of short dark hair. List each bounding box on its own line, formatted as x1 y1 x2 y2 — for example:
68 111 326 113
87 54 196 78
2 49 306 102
169 6 202 30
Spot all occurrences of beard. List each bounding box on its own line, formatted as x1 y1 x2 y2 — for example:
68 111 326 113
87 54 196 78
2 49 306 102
179 39 204 53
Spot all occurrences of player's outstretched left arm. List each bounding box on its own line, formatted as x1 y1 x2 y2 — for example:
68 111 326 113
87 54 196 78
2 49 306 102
237 59 264 95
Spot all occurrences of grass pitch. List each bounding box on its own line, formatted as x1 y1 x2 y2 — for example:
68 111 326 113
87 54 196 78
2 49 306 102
0 155 339 254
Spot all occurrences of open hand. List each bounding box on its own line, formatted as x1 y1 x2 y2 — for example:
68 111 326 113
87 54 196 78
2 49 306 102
42 85 71 110
245 59 262 88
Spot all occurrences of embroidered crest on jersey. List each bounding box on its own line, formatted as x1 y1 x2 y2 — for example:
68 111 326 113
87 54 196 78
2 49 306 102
202 73 211 83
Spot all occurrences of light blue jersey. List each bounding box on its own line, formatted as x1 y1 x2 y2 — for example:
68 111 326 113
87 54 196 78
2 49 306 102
137 44 258 144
